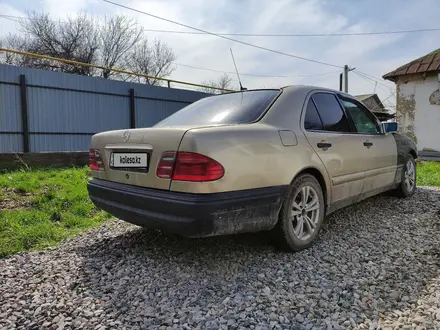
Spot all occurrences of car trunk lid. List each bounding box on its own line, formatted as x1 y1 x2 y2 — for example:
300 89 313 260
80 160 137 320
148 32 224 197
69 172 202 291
91 127 189 190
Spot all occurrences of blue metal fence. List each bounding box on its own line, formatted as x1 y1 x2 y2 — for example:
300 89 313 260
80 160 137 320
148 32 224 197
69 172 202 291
0 64 209 153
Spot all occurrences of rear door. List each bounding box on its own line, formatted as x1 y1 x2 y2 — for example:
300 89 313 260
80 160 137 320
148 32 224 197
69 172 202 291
302 92 367 204
338 96 397 193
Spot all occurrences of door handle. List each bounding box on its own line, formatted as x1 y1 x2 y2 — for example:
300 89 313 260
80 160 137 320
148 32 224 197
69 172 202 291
363 141 373 147
317 142 332 149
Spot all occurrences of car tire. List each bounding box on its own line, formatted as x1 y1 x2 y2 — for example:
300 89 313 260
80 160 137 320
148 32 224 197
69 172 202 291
393 154 417 198
273 174 325 252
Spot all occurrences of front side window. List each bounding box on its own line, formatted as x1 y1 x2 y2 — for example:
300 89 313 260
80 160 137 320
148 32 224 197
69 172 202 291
154 90 280 127
311 93 351 132
341 99 380 134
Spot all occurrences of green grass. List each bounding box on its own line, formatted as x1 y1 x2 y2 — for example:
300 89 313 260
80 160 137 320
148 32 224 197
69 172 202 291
417 161 440 187
0 166 111 258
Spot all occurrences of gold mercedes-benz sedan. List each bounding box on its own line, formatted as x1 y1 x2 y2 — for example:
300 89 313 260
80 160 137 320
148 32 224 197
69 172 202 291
87 85 417 252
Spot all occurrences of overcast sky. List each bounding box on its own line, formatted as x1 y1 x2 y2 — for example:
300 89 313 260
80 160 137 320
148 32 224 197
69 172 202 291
1 0 440 109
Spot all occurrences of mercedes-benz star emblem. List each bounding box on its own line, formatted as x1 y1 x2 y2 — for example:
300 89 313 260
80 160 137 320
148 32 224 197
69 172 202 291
123 130 130 142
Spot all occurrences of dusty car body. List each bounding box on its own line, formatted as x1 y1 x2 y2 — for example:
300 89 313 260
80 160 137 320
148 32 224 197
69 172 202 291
87 85 417 251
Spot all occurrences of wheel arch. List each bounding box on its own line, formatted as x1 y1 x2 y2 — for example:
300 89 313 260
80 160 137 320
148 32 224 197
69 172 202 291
409 149 418 160
391 132 418 165
291 167 330 207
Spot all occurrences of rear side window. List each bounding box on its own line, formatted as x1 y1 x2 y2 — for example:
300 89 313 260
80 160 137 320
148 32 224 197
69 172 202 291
311 93 351 132
154 90 280 127
304 99 324 130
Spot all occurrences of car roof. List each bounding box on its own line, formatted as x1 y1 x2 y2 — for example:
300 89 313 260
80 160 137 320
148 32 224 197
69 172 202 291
227 85 354 98
281 85 347 95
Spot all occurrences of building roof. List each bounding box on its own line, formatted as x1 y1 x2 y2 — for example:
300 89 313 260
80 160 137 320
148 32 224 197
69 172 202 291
354 93 395 121
355 94 376 102
355 93 386 111
383 48 440 82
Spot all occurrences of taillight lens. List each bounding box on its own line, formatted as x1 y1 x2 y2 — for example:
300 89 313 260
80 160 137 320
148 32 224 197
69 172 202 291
156 152 176 179
156 152 224 182
174 152 224 181
89 149 105 171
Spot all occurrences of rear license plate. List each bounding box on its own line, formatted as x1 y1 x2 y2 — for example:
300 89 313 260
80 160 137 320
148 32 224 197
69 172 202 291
111 153 148 168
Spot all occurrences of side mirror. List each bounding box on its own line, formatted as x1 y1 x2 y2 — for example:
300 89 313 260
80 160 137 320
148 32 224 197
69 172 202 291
381 122 398 133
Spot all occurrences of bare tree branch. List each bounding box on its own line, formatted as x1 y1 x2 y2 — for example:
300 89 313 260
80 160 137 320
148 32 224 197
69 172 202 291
125 38 176 86
198 73 234 94
99 15 143 79
0 33 31 66
17 11 100 75
0 12 176 83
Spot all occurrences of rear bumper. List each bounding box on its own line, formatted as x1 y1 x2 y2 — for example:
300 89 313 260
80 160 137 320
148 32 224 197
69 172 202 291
87 178 288 237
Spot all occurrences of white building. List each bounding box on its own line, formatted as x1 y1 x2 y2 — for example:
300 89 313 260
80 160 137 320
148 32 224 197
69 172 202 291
383 48 440 157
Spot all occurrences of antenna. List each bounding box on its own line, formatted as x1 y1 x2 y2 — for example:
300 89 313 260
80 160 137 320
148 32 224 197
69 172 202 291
230 48 247 91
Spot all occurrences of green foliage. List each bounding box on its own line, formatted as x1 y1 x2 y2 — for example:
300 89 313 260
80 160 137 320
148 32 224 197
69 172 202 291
417 161 440 187
0 166 111 258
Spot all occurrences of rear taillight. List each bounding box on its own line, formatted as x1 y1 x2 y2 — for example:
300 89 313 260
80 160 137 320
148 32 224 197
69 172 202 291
89 149 105 171
156 152 224 182
156 152 176 179
174 152 224 181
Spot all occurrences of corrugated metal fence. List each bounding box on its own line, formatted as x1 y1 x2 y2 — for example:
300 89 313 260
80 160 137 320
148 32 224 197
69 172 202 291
419 151 440 162
0 64 208 153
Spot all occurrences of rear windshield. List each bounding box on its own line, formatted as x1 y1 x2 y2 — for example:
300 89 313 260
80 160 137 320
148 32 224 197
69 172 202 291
154 90 280 127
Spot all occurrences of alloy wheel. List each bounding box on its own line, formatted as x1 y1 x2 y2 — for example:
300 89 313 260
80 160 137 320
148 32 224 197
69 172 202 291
291 186 320 241
404 160 415 191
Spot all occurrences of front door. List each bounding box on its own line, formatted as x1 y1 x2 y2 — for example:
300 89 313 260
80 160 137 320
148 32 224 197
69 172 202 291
302 92 367 204
338 96 397 193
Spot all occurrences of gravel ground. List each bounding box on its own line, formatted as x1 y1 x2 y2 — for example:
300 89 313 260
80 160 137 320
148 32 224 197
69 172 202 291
1 187 439 330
